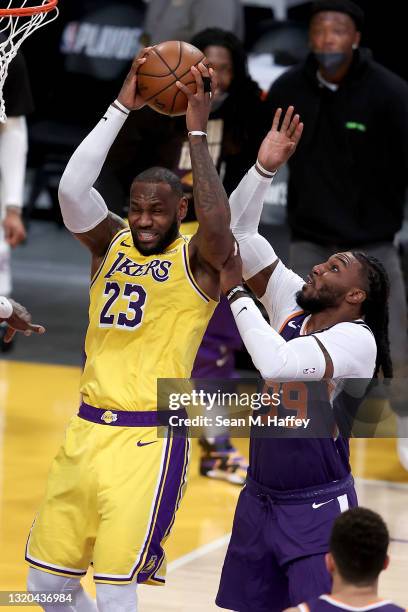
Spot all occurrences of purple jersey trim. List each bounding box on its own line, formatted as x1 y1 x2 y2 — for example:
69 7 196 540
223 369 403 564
90 228 130 288
25 557 87 577
93 432 173 583
93 432 190 584
280 311 308 340
182 243 210 303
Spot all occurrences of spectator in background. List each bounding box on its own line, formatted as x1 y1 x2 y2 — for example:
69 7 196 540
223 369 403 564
0 47 34 351
143 0 244 45
97 28 270 483
266 0 408 466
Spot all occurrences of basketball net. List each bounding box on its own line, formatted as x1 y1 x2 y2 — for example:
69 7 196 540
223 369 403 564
0 0 58 122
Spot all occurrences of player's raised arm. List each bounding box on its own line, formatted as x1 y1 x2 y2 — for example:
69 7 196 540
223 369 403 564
230 107 303 297
220 248 332 380
58 50 152 272
176 63 234 300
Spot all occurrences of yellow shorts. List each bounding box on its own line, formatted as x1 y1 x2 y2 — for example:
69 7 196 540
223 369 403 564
26 410 190 585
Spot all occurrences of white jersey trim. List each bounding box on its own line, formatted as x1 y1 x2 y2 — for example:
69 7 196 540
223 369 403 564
25 551 87 575
320 595 394 611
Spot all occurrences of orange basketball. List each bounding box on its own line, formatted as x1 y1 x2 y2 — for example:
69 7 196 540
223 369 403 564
137 40 207 116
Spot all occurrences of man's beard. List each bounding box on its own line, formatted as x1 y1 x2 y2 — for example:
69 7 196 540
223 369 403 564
295 288 342 313
131 217 179 256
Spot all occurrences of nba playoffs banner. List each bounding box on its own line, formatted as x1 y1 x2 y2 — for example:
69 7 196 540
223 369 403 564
156 377 407 438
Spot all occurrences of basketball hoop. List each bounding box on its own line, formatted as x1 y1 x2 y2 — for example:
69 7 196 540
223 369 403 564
0 0 59 122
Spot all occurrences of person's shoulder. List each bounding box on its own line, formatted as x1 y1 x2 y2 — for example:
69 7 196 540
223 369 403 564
180 223 198 237
267 61 311 103
326 321 377 352
331 320 375 337
366 60 408 96
270 63 306 88
228 82 263 110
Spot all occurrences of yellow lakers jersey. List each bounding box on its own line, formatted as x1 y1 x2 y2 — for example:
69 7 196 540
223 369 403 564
80 228 217 411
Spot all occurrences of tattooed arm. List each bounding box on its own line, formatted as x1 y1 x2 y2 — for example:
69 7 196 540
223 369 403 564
189 131 233 268
176 64 234 299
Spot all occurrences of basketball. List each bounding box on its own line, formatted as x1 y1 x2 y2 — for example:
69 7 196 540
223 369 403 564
137 40 207 117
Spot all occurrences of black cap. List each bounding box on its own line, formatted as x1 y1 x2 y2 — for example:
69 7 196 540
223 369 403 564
311 0 364 31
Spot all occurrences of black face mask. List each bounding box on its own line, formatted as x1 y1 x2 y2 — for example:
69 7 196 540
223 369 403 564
314 52 348 75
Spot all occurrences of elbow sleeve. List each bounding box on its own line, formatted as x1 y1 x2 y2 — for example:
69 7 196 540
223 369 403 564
236 232 277 281
248 332 326 381
229 166 277 280
59 185 109 234
58 104 127 233
231 297 326 381
230 165 272 232
0 116 28 207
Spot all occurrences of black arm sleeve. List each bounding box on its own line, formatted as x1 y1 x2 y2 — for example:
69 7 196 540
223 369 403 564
3 49 34 116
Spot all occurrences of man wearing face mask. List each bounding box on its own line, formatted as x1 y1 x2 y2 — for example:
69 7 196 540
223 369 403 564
266 0 408 468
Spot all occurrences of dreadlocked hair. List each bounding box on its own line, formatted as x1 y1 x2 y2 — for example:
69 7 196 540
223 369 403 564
190 28 259 98
353 252 393 379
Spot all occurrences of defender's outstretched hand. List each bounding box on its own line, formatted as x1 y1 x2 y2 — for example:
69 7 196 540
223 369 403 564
116 47 153 111
257 106 304 174
0 298 45 343
176 62 217 133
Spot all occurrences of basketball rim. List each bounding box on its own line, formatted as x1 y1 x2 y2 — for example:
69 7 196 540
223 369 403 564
0 0 58 18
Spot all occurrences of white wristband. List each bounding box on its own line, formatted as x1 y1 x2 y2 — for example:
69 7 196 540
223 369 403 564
0 296 13 319
112 99 131 115
188 131 207 137
256 159 277 177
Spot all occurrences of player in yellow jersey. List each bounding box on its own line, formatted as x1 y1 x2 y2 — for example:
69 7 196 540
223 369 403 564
26 51 234 611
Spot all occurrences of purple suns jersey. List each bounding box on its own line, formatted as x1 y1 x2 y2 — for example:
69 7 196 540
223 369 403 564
300 594 407 612
249 261 377 490
192 295 242 379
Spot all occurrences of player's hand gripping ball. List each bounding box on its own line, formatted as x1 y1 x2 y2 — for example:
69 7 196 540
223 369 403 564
137 40 209 116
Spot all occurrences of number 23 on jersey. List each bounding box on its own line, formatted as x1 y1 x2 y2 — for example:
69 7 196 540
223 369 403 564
99 281 147 329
